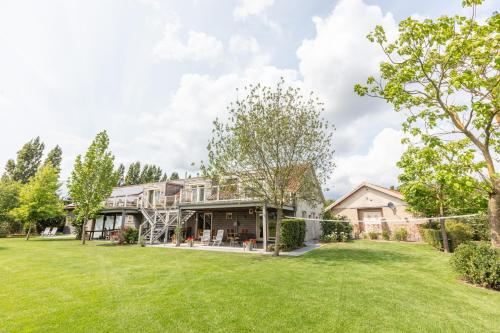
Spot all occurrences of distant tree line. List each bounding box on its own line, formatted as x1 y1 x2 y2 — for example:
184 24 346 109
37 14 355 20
115 162 180 186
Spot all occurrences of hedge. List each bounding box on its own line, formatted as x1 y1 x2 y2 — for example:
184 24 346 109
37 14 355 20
320 220 352 242
421 220 473 252
450 242 499 290
280 218 306 251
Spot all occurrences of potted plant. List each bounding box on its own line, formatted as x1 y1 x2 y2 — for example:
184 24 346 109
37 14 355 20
186 236 194 247
244 239 256 251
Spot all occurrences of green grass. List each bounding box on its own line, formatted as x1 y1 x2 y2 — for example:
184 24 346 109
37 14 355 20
0 239 498 333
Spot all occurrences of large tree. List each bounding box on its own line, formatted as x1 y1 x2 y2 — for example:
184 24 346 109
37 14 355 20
43 145 63 173
116 163 125 186
398 140 488 251
68 131 118 244
124 161 141 185
4 137 45 183
355 1 500 246
10 165 63 240
204 79 334 256
0 177 21 233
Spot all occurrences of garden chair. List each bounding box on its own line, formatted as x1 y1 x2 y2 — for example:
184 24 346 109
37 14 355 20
211 230 224 246
48 227 58 237
40 227 51 237
201 230 211 246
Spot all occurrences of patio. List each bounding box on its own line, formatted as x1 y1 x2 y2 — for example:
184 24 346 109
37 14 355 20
147 241 322 256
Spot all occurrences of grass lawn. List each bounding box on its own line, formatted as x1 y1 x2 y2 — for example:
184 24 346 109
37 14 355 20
0 238 498 333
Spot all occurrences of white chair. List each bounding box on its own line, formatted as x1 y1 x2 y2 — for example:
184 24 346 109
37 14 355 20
48 227 58 237
211 230 224 246
201 230 211 246
40 227 51 237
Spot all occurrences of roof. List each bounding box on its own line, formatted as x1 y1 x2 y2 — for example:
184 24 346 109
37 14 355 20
325 182 404 211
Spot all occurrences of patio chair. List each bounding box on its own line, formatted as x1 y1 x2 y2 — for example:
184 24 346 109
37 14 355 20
211 230 224 246
48 227 58 237
40 227 51 237
201 230 211 246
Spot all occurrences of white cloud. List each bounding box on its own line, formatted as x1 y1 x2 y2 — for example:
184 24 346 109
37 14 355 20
233 0 274 19
153 21 224 63
327 128 406 197
297 0 397 124
229 35 260 54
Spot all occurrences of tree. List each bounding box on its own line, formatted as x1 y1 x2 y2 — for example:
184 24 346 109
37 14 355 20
124 162 141 185
204 79 334 256
4 137 45 183
397 140 488 252
160 172 168 181
170 172 180 180
0 177 21 234
68 131 118 244
43 145 63 173
116 163 125 186
355 2 500 246
10 165 63 240
139 164 163 183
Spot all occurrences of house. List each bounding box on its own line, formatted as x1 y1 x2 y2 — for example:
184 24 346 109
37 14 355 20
65 174 324 248
325 182 421 240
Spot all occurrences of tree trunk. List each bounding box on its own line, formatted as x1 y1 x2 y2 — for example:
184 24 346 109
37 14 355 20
25 223 32 241
439 202 449 253
81 219 86 245
489 180 500 247
273 207 283 256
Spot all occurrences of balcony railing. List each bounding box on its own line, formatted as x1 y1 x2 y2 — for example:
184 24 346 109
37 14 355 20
178 186 294 205
103 196 139 208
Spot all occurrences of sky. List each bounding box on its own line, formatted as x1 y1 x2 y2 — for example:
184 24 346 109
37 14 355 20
0 0 497 198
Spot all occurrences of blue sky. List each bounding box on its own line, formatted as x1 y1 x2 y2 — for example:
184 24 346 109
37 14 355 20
0 0 497 197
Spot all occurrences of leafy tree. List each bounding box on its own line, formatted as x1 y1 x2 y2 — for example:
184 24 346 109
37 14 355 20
10 165 63 240
398 141 488 252
160 172 168 181
68 131 118 244
0 177 21 233
355 2 500 246
139 164 163 183
4 137 45 183
204 79 334 256
43 145 63 173
170 172 180 180
125 161 141 185
116 163 125 186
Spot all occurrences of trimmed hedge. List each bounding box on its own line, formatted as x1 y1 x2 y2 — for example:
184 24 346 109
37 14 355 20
450 242 499 290
320 220 352 242
421 221 473 252
0 222 8 238
123 227 139 244
280 218 306 251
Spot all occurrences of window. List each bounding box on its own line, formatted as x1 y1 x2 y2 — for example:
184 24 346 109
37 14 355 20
198 186 205 202
301 211 307 218
226 212 233 220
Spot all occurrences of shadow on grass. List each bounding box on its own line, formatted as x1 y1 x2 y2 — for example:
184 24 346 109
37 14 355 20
276 246 423 267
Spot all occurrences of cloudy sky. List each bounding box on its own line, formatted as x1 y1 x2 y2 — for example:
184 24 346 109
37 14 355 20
0 0 496 198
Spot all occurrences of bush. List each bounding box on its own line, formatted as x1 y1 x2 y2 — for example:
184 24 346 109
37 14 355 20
394 228 408 241
280 218 306 251
451 242 499 290
0 222 8 238
122 227 139 244
368 231 379 240
382 230 391 241
421 221 473 252
320 220 352 243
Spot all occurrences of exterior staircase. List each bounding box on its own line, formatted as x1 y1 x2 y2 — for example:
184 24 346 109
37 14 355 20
139 205 196 245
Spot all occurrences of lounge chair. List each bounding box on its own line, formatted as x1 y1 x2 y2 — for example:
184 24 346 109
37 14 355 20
40 227 51 237
201 230 211 246
48 227 58 237
211 230 224 246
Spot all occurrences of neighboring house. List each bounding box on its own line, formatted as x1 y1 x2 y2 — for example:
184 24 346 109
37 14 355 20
65 174 324 247
325 182 422 241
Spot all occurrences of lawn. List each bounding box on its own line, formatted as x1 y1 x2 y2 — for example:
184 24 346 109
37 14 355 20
0 239 498 333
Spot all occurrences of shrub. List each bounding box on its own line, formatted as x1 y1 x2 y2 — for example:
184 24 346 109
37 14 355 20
421 221 473 252
394 228 408 241
0 222 8 238
320 220 352 242
122 227 139 244
280 218 306 251
451 242 499 290
381 230 391 241
368 231 379 240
